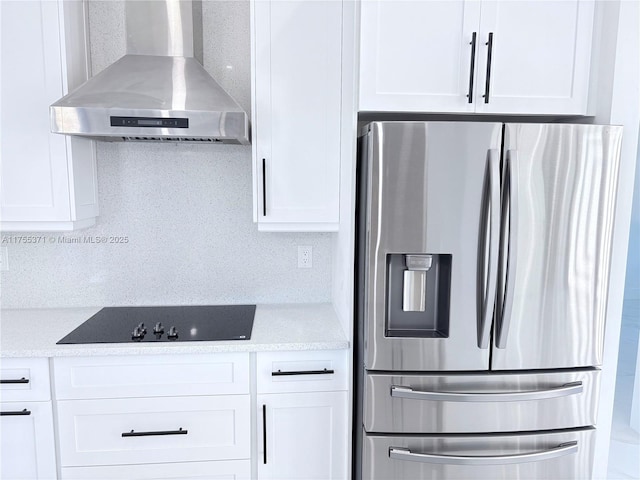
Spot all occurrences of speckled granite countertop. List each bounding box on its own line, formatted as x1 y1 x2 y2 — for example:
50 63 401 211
0 304 349 357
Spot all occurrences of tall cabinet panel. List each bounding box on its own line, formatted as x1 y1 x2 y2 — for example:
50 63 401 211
252 0 342 231
0 0 98 232
475 1 595 114
359 0 480 112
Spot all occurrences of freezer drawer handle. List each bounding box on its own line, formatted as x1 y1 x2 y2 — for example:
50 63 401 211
0 377 29 384
122 428 187 437
390 382 583 402
389 441 578 466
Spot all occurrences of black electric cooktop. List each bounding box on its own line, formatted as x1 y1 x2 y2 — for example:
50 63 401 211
57 305 256 344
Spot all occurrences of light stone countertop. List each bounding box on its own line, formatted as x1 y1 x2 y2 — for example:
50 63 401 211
0 304 349 358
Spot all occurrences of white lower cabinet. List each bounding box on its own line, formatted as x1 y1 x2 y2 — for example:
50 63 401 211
53 353 252 480
0 401 57 480
258 391 348 480
1 358 56 480
256 350 349 480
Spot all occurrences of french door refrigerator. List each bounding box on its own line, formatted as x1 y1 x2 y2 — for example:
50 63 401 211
354 121 622 480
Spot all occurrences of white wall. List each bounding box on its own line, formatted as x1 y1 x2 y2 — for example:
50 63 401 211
625 128 640 300
0 1 332 308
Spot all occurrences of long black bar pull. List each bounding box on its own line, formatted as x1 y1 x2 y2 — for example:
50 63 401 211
272 368 335 377
0 378 29 384
262 158 267 216
262 404 268 464
483 32 494 104
467 32 477 103
1 409 31 416
122 428 187 437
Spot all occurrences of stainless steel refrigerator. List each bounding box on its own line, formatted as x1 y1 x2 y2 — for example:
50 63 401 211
354 121 623 479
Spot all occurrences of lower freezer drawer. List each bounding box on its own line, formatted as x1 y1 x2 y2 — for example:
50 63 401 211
364 369 599 433
363 428 595 480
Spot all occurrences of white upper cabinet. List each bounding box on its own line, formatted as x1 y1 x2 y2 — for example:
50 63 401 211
0 0 98 232
359 0 595 115
360 0 481 113
475 1 594 114
251 0 342 231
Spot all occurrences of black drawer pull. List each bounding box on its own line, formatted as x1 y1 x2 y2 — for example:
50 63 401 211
122 427 187 437
272 368 335 376
1 409 31 416
1 377 30 384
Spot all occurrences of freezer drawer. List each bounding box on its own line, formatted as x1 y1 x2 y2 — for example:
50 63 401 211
364 369 599 433
363 428 595 480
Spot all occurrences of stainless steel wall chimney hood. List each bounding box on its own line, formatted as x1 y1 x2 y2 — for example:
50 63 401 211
50 0 249 144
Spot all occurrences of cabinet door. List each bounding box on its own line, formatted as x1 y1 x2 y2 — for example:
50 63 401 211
0 0 97 231
0 0 72 223
252 0 341 231
475 1 594 114
359 1 481 112
0 401 57 480
258 391 348 480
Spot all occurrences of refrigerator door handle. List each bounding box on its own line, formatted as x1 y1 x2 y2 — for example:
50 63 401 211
497 149 518 348
388 441 578 466
390 382 583 402
478 148 501 348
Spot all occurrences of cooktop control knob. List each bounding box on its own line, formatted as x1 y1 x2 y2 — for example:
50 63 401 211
131 326 145 341
153 322 164 338
167 326 178 340
137 322 147 335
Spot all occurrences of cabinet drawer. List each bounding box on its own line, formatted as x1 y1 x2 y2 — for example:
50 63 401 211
61 459 251 479
0 358 50 402
53 353 250 399
257 350 348 394
57 395 250 467
365 369 600 433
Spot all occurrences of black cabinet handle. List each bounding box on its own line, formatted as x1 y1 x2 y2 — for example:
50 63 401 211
271 368 335 376
262 404 267 464
483 32 494 104
0 377 29 384
467 32 477 103
122 428 187 437
1 409 31 416
262 158 267 216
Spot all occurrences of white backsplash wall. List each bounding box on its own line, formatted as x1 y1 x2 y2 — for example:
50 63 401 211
0 1 332 308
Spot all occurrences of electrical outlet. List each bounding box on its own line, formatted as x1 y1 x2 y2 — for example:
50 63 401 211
0 247 8 271
298 246 313 268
